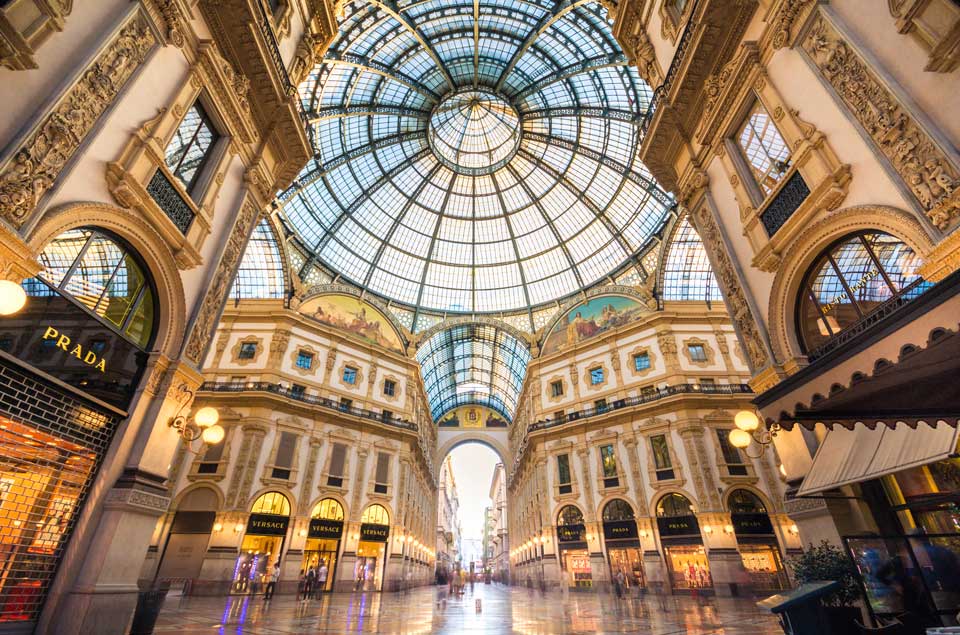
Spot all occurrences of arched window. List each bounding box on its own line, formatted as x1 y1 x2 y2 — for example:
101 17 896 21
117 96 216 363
361 503 390 525
797 231 929 353
557 505 584 526
656 493 695 518
661 218 722 302
728 489 766 514
250 492 290 516
28 228 157 348
602 499 634 522
311 498 344 521
230 219 285 299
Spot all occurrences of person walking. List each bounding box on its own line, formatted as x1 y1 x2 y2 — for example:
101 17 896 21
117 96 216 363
317 561 328 598
615 569 626 599
263 562 280 600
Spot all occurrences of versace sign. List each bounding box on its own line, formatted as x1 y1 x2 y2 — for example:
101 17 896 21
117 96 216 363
309 518 344 540
246 513 290 536
359 523 389 543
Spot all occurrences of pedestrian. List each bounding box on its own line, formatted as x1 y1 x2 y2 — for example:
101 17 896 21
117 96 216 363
317 561 328 598
615 569 626 599
263 562 279 600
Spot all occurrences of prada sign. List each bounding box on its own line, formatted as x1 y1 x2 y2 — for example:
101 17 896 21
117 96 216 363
359 523 389 543
602 520 638 541
309 518 344 540
656 515 700 538
732 513 775 536
556 523 585 543
246 513 290 536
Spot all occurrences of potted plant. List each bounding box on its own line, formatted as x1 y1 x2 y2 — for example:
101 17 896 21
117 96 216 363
789 541 863 632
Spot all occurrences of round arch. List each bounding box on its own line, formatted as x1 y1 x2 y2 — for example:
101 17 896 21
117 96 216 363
599 497 636 521
246 486 297 515
554 503 585 525
435 432 509 473
308 493 349 520
722 484 775 514
766 205 935 365
172 483 224 512
652 490 699 517
360 502 392 525
26 203 187 360
414 315 534 349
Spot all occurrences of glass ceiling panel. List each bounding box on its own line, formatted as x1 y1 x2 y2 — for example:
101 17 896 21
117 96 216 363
282 0 672 314
416 323 531 421
661 217 723 302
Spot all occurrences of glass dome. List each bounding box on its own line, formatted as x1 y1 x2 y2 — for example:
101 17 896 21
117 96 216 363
281 0 672 314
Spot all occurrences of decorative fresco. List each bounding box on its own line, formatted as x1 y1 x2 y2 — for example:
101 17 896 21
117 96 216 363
299 294 403 353
541 295 646 356
436 406 509 428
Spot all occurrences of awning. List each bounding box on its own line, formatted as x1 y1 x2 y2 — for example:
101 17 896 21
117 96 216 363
797 422 960 496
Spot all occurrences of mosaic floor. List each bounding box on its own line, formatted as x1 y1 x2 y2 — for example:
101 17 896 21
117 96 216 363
151 583 786 634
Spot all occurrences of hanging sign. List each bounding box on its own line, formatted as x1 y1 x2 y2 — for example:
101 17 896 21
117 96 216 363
656 515 700 538
308 518 344 539
359 523 389 542
556 523 585 543
246 513 289 536
602 520 638 541
732 513 775 536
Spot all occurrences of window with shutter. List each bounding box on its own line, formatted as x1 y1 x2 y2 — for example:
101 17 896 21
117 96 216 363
327 443 346 487
198 436 225 474
271 431 297 479
374 452 391 494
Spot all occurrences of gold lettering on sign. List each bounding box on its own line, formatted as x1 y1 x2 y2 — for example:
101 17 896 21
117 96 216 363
42 327 107 372
0 14 156 227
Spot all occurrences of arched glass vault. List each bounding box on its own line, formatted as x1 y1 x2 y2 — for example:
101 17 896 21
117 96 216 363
416 323 530 422
278 0 673 315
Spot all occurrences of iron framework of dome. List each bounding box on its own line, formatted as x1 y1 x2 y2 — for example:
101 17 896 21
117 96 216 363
279 0 673 316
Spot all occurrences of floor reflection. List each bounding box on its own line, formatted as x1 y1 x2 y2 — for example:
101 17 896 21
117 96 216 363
153 583 784 634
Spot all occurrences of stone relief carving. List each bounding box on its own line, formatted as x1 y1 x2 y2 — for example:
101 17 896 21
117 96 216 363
803 13 960 230
0 13 155 227
771 0 813 49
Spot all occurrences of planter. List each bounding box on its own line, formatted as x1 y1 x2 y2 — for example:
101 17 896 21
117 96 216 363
823 605 861 634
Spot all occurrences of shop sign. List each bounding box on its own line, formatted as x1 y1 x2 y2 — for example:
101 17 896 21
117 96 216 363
732 513 775 536
602 520 638 541
657 515 700 537
309 518 344 539
359 523 389 542
4 283 147 410
557 523 585 543
246 513 289 536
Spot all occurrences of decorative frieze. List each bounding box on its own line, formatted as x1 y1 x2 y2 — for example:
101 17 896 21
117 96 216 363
802 12 960 231
0 12 156 228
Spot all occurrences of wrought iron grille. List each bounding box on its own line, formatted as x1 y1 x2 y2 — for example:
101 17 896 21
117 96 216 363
760 171 810 237
146 169 195 234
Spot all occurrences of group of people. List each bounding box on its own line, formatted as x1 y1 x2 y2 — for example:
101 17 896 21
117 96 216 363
448 567 469 597
297 560 330 599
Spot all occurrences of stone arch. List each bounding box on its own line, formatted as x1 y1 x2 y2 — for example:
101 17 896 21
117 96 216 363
651 487 701 516
721 484 775 514
414 315 534 349
767 204 935 365
172 483 224 511
26 202 187 360
359 500 394 525
597 494 637 520
435 431 509 473
552 502 585 525
307 493 349 520
245 486 297 514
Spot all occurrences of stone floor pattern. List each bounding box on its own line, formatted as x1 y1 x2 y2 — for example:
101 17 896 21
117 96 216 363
151 584 786 634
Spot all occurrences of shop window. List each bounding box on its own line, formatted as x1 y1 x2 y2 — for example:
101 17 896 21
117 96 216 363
716 429 748 476
558 504 584 526
373 452 391 494
633 353 650 371
312 498 344 521
383 379 396 397
295 350 313 370
650 434 675 481
238 342 257 360
687 344 707 362
736 101 792 198
550 380 564 397
589 367 604 385
342 366 358 385
797 232 930 355
656 493 695 517
289 384 305 399
882 455 960 535
33 228 158 348
361 503 390 525
602 499 634 522
251 491 290 516
270 431 297 480
164 101 221 195
557 454 572 495
600 444 619 488
327 443 347 487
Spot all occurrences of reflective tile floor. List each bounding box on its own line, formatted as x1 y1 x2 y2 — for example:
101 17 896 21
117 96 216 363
152 583 785 634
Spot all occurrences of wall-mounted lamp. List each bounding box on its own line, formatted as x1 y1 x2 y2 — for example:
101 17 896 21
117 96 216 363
788 524 800 536
299 529 307 538
213 522 223 533
728 410 780 459
0 280 27 316
639 529 647 538
234 524 243 533
703 525 713 534
167 385 225 454
723 524 734 535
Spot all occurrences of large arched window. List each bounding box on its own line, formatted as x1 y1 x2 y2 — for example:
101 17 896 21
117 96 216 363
557 505 584 526
797 232 929 353
311 498 344 521
661 218 722 302
602 499 634 522
361 503 390 525
656 493 695 518
250 492 290 516
728 489 766 515
230 219 285 299
29 228 157 348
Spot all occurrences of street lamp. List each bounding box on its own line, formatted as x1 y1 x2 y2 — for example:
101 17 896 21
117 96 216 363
728 410 780 459
167 384 224 454
0 280 27 316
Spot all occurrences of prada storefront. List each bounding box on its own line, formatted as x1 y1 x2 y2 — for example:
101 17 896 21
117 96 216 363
656 494 712 593
0 229 154 628
601 499 644 589
556 505 592 589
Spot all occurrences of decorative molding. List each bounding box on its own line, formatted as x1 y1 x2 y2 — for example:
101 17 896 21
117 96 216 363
627 345 658 379
769 0 815 50
230 335 263 366
0 12 155 228
289 344 321 377
802 12 960 231
0 0 73 70
680 336 715 368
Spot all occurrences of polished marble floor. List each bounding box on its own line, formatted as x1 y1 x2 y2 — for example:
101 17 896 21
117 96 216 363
151 583 785 634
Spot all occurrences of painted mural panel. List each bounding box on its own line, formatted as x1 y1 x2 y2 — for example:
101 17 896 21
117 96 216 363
437 406 509 428
299 294 403 353
541 295 646 356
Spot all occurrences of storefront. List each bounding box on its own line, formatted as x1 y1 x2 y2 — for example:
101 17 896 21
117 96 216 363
556 505 592 589
656 494 712 593
728 490 788 592
355 504 390 591
601 499 644 589
0 229 154 627
156 488 219 581
234 493 290 594
303 498 344 592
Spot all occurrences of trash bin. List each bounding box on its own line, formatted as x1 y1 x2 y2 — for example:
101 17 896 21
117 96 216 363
129 583 170 635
